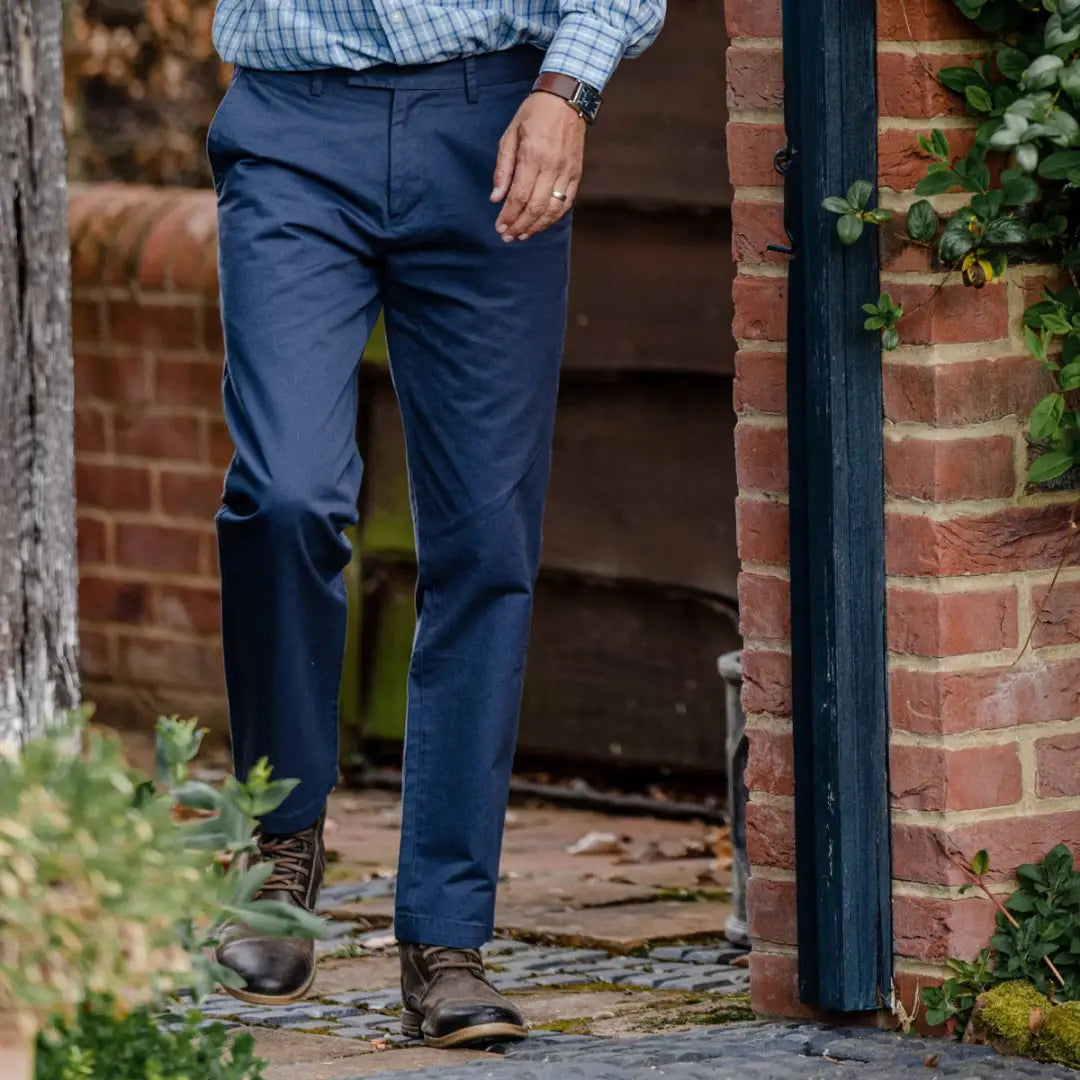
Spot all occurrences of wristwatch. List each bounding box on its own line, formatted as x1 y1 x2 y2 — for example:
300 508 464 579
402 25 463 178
532 72 603 124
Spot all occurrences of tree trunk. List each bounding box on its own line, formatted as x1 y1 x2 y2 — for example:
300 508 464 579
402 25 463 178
0 0 79 747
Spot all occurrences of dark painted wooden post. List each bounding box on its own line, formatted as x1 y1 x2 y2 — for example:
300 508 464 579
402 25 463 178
781 0 893 1010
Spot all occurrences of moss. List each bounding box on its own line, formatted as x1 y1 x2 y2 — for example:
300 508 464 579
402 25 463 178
1035 1001 1080 1069
977 981 1048 1054
536 1017 593 1035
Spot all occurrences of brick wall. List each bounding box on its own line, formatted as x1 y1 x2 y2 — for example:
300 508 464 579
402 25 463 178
728 0 1080 1022
70 183 230 731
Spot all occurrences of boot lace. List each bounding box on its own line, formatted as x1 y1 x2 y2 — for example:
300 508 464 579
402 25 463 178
257 832 315 903
422 946 486 978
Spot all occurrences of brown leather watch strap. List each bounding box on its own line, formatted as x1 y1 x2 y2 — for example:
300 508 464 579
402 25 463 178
532 71 601 123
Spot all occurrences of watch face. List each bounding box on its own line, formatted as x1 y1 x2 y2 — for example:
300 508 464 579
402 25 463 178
572 82 602 120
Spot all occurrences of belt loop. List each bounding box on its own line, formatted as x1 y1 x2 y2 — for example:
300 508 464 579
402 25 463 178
464 56 478 103
311 73 325 97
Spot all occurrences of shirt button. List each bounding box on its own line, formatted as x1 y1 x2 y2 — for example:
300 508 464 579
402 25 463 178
390 9 403 23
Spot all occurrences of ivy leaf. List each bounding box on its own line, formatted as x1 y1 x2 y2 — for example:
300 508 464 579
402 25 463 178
906 199 938 242
822 196 853 214
1030 450 1075 483
837 213 864 245
847 180 873 209
965 84 994 112
915 170 962 195
1030 393 1067 441
971 850 991 877
984 217 1029 245
997 46 1031 82
1002 173 1041 205
1038 149 1080 179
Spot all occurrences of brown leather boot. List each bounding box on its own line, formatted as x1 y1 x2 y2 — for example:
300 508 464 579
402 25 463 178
399 943 528 1048
215 811 326 1005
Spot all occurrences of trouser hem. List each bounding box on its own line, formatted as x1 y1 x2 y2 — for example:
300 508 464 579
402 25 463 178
394 911 493 949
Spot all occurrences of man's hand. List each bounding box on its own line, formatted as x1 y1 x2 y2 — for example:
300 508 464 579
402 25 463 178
491 91 586 242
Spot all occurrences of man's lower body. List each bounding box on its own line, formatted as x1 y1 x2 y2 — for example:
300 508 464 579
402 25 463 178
207 47 570 1044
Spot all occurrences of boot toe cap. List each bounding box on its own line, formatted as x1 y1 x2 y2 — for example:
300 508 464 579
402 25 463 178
217 939 314 1001
424 1001 526 1040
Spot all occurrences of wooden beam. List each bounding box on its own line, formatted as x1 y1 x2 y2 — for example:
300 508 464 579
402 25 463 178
782 0 893 1011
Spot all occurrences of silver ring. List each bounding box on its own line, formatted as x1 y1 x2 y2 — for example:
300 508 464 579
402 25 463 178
551 189 568 202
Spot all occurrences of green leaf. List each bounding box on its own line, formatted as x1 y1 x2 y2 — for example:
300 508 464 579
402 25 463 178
865 208 894 225
822 196 853 214
971 850 991 877
915 170 962 196
984 217 1029 246
932 129 950 158
1039 150 1080 179
847 180 873 209
965 85 994 112
231 860 276 905
998 46 1031 82
1018 143 1040 173
939 65 988 93
1025 325 1048 362
1002 173 1041 205
171 780 222 812
837 213 864 245
1026 54 1066 90
1060 361 1080 390
862 301 883 316
864 315 887 330
939 229 977 263
906 199 938 242
1030 393 1067 441
882 326 900 351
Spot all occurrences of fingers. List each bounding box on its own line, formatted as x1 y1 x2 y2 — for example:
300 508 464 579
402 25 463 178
495 152 541 239
491 123 519 203
501 168 562 241
517 175 578 241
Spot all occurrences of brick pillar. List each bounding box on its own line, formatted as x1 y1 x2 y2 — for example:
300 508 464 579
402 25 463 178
727 0 1080 1023
70 183 230 731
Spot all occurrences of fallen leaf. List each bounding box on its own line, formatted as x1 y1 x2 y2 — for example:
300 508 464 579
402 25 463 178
731 953 750 968
924 1054 939 1068
566 831 629 856
371 1038 389 1051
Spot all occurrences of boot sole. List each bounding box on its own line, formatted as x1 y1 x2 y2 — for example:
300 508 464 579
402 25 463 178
401 1009 528 1049
220 963 317 1007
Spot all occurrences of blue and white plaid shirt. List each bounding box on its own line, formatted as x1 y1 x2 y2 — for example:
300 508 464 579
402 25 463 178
212 0 664 92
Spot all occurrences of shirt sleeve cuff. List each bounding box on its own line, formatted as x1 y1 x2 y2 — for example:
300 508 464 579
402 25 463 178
541 11 627 92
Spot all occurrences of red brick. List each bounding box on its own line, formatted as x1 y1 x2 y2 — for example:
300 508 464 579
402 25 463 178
724 0 781 38
77 514 109 565
159 469 225 519
735 423 788 493
75 408 108 455
892 893 998 964
734 350 786 416
208 420 235 468
742 649 792 717
884 434 1016 502
894 814 1080 887
877 0 981 40
726 123 786 188
75 350 152 406
732 275 787 341
69 185 147 286
138 192 218 295
156 359 223 408
79 575 150 625
730 199 789 269
76 462 152 512
890 282 1009 347
114 413 201 461
738 572 790 641
747 801 795 870
78 628 114 680
71 299 103 347
102 194 183 288
727 46 783 112
736 497 789 565
1031 580 1080 648
890 657 1080 735
877 51 975 119
747 877 797 946
887 587 1018 657
892 968 950 1036
746 728 794 797
890 742 1022 811
879 127 979 192
886 504 1078 577
883 356 1052 425
1036 733 1080 798
881 211 936 274
116 523 203 575
154 583 222 636
118 634 224 690
108 301 199 350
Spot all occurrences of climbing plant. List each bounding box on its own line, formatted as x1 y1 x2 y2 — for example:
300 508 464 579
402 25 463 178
825 0 1080 483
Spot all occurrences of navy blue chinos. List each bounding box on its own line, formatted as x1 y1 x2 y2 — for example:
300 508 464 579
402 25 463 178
208 46 570 949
